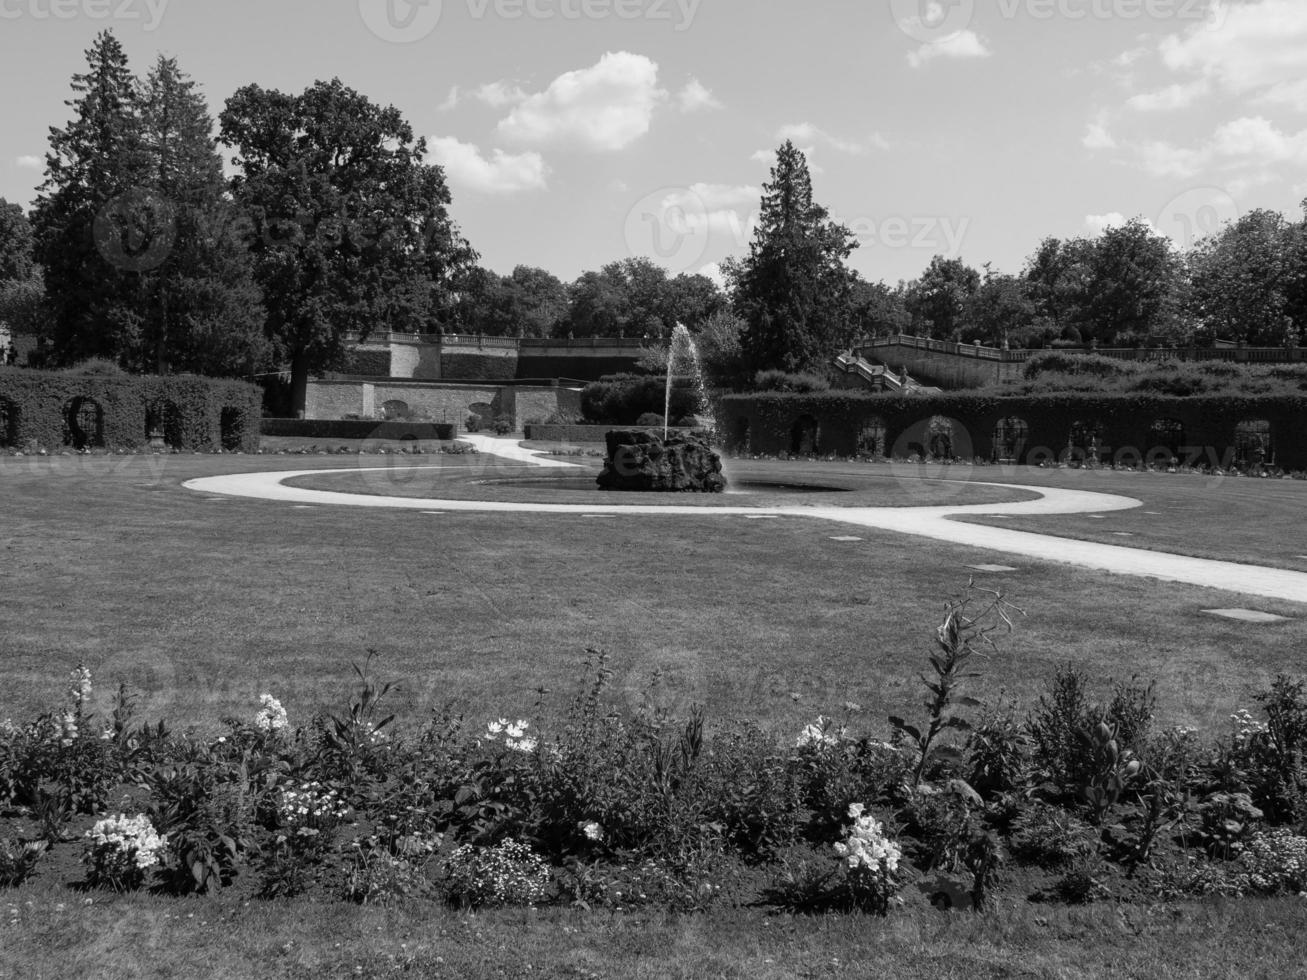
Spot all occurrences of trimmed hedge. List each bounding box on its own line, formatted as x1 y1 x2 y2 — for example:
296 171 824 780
720 391 1307 469
0 367 261 452
261 419 457 441
581 375 701 426
441 352 518 382
524 423 701 444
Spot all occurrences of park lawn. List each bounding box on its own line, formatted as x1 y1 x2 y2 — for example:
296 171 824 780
2 878 1306 979
944 463 1307 572
0 453 1303 738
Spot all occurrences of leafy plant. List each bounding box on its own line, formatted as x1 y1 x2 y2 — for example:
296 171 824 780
442 838 551 908
0 838 47 886
889 583 1019 787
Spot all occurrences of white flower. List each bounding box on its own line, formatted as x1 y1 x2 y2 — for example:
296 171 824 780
254 694 288 732
507 737 537 753
580 821 605 842
68 665 92 706
795 716 845 749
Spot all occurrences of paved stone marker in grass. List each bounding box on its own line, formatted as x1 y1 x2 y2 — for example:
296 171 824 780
1112 532 1135 537
1202 609 1291 624
830 536 863 542
968 564 1019 573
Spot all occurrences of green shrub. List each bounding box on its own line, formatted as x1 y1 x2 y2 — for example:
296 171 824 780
0 366 260 451
752 370 831 393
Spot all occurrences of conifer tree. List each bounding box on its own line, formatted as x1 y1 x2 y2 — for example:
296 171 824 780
732 141 858 374
31 30 149 366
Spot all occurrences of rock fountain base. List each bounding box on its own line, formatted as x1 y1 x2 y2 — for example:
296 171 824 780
597 429 727 493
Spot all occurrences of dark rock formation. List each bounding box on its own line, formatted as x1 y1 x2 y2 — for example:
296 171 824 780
597 429 727 493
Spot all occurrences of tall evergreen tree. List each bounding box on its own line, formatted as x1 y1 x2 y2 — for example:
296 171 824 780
31 30 150 366
137 55 265 376
221 78 477 413
732 141 858 373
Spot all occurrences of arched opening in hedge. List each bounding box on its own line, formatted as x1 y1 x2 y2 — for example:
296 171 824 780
1147 418 1186 466
1234 419 1273 468
730 416 750 453
927 416 954 460
63 396 104 450
0 396 18 447
790 415 819 456
857 416 887 457
145 399 183 449
993 416 1029 463
220 407 248 451
381 399 410 421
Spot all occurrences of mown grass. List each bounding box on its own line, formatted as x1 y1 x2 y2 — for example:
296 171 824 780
4 451 1307 978
952 463 1307 571
1 453 1304 734
3 879 1306 979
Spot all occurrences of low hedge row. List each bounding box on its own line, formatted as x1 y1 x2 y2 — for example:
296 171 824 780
260 419 458 441
0 368 261 452
524 423 700 444
720 391 1307 468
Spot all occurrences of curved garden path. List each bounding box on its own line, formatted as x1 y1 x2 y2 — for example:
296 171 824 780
184 435 1307 605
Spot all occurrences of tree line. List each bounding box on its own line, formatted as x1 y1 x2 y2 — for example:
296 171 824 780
1 31 1305 411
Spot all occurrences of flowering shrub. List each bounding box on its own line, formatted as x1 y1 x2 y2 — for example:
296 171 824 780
795 716 845 750
1239 830 1307 895
254 694 287 733
275 781 350 837
482 718 537 753
834 803 902 914
83 814 166 891
443 838 551 908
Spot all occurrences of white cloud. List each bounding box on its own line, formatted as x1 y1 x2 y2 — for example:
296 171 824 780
497 52 667 152
14 155 40 169
677 78 722 113
696 261 727 288
776 123 885 154
476 81 528 108
1135 116 1307 181
907 30 992 70
1126 79 1211 112
1083 117 1117 150
427 137 548 195
438 86 461 112
1159 0 1307 107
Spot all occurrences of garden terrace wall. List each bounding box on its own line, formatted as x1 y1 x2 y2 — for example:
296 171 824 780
260 419 457 441
0 368 261 452
719 392 1307 469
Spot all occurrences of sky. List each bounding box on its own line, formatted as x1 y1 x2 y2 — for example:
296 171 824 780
1 0 1305 288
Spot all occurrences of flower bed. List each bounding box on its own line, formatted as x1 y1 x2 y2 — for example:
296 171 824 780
3 594 1307 913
